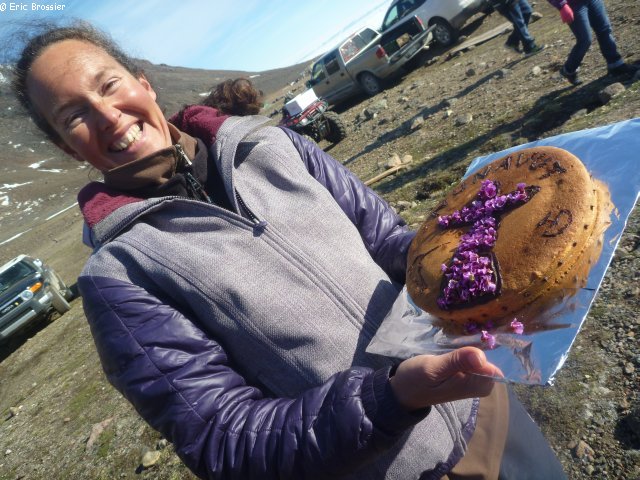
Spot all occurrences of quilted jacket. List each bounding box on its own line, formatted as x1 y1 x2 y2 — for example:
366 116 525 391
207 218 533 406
77 112 477 479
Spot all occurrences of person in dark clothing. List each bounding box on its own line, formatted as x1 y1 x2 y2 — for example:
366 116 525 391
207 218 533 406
496 0 544 55
548 0 638 85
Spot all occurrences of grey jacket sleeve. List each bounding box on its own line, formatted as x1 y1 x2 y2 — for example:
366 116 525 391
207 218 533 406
280 128 416 284
79 274 427 480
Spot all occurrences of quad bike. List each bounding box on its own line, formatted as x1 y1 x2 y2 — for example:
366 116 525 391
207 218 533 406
279 90 347 145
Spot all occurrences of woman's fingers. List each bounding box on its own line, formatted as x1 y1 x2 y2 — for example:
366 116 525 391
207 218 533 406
390 347 502 411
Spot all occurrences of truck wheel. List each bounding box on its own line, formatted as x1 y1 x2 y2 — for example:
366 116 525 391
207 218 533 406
324 111 347 144
431 19 457 47
51 286 71 314
53 273 74 300
359 72 382 97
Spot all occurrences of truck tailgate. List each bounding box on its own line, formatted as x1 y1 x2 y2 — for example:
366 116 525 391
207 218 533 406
380 16 434 64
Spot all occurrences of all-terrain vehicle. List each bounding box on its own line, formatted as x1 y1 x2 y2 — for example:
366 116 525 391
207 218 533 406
279 89 347 145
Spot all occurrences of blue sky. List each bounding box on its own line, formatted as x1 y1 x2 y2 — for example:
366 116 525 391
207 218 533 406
0 0 389 71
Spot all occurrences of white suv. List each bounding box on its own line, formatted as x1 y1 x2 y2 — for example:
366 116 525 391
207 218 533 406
380 0 490 47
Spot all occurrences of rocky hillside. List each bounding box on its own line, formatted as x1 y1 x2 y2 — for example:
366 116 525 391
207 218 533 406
1 1 639 478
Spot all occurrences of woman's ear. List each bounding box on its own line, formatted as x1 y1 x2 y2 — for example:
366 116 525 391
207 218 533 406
138 74 157 101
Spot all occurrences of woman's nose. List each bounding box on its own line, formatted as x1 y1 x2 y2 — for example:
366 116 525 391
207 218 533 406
94 101 121 130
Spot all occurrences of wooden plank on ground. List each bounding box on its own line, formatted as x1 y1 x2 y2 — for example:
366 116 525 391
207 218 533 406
447 22 513 58
364 165 408 186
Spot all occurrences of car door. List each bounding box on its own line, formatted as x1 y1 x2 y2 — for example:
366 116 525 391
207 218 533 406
308 58 332 102
309 50 354 104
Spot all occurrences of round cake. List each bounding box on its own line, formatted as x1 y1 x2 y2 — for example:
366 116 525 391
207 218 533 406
406 146 612 326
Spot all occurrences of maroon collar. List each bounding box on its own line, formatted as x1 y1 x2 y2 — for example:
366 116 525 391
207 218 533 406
79 105 230 228
169 105 229 148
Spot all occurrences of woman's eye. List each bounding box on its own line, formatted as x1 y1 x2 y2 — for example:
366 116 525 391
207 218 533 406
65 112 83 129
104 78 120 93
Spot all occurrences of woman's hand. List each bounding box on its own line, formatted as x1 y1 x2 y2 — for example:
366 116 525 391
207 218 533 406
389 347 502 411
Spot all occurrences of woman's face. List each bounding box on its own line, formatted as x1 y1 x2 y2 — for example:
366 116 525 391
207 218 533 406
26 39 172 171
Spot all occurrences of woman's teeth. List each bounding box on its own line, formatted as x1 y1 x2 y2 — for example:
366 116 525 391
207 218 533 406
111 124 142 152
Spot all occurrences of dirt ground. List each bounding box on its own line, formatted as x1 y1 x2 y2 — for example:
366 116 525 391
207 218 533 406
1 1 639 478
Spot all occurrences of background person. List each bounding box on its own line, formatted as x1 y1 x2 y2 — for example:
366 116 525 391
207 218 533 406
201 77 263 116
495 0 544 55
548 0 639 85
14 22 566 479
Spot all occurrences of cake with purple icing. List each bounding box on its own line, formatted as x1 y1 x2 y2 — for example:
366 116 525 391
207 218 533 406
406 146 612 326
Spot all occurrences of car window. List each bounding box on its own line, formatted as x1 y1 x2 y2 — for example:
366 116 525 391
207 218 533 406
381 0 420 30
324 51 341 75
359 28 378 46
311 61 326 82
0 262 36 293
339 29 376 63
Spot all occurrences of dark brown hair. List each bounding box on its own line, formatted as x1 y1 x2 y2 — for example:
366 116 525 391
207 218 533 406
12 21 143 143
201 78 263 116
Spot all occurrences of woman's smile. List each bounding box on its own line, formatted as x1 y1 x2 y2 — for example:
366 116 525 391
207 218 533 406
109 122 143 152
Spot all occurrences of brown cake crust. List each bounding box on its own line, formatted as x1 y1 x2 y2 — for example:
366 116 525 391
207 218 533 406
406 146 612 325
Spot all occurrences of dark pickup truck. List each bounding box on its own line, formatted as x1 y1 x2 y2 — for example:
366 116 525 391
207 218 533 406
307 16 433 105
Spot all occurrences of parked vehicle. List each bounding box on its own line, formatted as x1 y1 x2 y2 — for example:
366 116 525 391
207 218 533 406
280 89 347 144
380 0 491 47
306 16 433 105
0 255 72 342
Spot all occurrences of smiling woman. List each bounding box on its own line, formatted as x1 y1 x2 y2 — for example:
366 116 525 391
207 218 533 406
14 26 171 171
11 21 566 480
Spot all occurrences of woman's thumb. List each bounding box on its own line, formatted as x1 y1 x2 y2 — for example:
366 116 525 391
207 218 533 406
447 347 486 372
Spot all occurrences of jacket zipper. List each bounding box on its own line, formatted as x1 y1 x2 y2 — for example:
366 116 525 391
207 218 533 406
175 143 266 229
175 144 213 204
177 137 366 332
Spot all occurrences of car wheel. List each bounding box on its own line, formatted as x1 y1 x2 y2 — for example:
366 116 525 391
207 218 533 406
324 111 348 144
431 18 458 47
51 286 71 314
358 72 382 97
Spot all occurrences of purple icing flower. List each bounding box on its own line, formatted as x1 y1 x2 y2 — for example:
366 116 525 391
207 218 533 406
437 180 533 310
481 330 497 349
479 179 497 200
510 318 524 335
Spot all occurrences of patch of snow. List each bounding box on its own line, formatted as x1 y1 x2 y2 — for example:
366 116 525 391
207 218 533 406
1 182 32 190
46 202 78 220
0 229 32 246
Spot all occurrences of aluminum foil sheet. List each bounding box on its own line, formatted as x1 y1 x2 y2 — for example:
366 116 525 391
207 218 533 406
367 118 640 385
